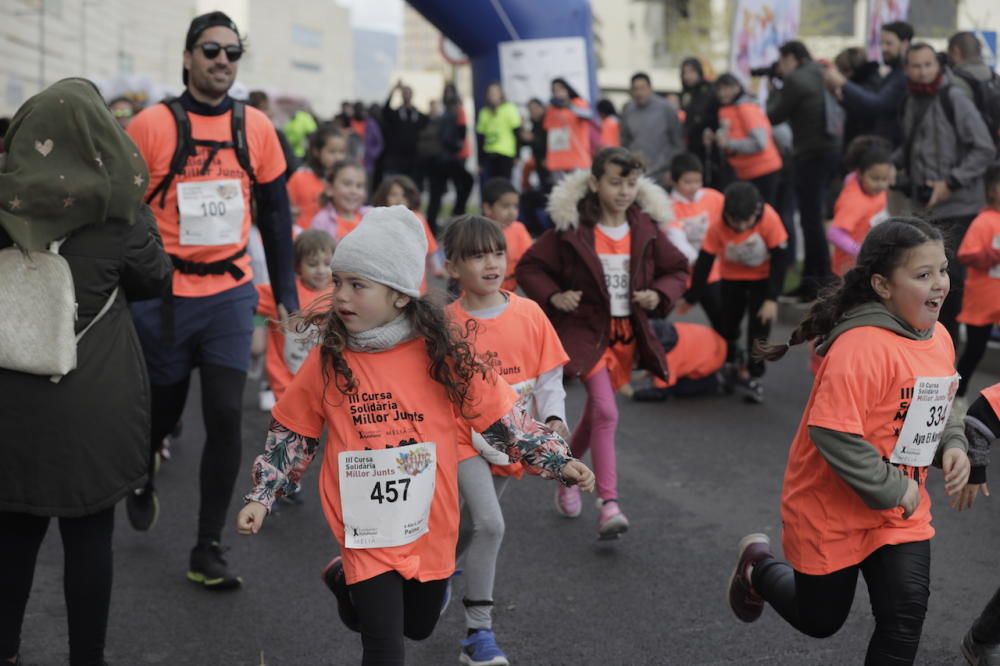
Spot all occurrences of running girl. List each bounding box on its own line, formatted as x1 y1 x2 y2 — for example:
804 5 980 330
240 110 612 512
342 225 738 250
288 128 347 231
442 215 570 666
237 207 593 666
517 147 689 539
309 160 368 240
955 165 1000 405
827 136 892 277
726 218 970 665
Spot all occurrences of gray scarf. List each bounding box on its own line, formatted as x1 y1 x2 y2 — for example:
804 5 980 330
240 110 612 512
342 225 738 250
346 314 415 352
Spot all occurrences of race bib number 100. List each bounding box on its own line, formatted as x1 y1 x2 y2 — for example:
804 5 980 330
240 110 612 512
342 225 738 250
890 374 960 468
177 179 245 246
339 443 437 549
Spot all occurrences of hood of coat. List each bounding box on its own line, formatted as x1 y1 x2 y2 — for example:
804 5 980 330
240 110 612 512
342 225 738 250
545 170 674 232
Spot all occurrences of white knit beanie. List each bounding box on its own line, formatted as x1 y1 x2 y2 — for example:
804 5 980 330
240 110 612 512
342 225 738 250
331 205 428 298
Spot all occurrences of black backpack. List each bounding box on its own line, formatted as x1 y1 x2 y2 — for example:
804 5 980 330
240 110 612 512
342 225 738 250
947 68 1000 146
146 98 257 208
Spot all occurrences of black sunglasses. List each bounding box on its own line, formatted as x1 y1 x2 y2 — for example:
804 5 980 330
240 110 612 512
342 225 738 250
195 41 243 62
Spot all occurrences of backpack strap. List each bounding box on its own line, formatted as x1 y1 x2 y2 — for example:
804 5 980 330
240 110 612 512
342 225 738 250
231 100 257 188
146 99 194 209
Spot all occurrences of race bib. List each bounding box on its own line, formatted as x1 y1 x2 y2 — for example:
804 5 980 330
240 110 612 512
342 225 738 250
890 374 960 468
177 179 245 246
869 208 889 228
548 126 571 153
283 324 318 375
681 213 710 247
599 253 631 317
990 235 1000 279
339 444 437 549
724 232 768 267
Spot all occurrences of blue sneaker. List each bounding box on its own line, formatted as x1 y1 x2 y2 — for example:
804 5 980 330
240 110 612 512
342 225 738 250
460 629 509 666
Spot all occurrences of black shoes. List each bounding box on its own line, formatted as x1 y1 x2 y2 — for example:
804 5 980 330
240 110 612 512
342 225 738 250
125 487 159 532
187 542 243 590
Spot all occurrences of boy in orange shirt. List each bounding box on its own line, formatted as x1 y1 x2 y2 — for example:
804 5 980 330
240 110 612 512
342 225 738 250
481 177 533 292
680 182 788 403
956 165 1000 403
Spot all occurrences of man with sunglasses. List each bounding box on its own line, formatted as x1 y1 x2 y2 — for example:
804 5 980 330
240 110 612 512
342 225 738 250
125 11 297 591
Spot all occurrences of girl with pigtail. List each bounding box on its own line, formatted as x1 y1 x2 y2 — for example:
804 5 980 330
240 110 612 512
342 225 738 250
725 218 971 665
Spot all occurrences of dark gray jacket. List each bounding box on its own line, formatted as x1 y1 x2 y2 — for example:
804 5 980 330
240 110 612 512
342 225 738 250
896 73 996 221
0 206 171 517
766 60 837 159
619 94 684 181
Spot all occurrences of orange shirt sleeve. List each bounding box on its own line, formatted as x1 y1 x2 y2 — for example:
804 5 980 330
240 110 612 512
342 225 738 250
959 212 995 256
247 108 287 185
528 301 570 375
702 220 723 255
271 350 327 439
831 181 865 233
460 369 518 434
806 332 890 436
761 206 789 249
256 284 278 318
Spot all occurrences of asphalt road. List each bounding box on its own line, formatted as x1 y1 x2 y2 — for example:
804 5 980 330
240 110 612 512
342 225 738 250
17 317 1000 666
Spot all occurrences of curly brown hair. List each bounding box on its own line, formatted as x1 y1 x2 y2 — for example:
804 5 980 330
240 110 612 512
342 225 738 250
291 293 491 418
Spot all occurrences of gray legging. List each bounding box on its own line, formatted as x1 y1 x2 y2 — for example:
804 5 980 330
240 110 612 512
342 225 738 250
455 455 510 630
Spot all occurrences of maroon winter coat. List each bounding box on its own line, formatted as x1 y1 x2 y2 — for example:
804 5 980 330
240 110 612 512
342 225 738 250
516 172 689 380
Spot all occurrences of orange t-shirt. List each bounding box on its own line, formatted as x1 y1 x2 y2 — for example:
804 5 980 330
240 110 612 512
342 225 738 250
652 322 727 389
350 119 366 139
272 338 517 585
982 382 1000 418
287 167 325 231
958 209 1000 326
447 292 570 475
544 98 591 172
600 115 621 148
669 188 725 284
702 204 787 281
831 177 888 277
591 227 637 389
256 279 331 400
128 102 286 298
501 221 533 291
781 324 956 575
718 101 782 180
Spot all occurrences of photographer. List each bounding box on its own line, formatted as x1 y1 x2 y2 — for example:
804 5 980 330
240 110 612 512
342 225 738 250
895 42 995 345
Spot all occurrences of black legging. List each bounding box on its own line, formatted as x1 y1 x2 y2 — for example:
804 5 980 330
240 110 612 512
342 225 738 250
720 279 772 378
752 540 930 665
0 507 115 666
346 571 448 666
958 324 994 396
145 364 246 545
426 157 473 234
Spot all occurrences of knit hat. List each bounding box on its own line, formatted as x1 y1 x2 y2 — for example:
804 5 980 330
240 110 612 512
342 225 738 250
331 206 428 298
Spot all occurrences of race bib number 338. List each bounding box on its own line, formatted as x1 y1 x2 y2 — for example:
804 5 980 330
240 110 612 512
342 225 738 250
339 443 436 549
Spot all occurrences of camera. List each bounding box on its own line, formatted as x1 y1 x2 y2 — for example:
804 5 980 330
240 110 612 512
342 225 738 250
750 62 780 79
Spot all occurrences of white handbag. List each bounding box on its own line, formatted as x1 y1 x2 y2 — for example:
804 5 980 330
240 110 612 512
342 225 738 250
0 238 117 381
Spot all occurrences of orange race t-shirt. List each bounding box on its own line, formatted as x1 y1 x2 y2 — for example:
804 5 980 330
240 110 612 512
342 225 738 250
600 115 621 148
830 177 889 277
652 322 727 389
718 101 782 180
447 292 570 476
983 382 1000 418
591 226 637 389
128 102 286 298
272 338 517 585
287 167 325 231
544 98 592 172
958 209 1000 326
669 188 725 284
701 203 787 281
781 323 957 575
500 221 533 292
256 279 331 400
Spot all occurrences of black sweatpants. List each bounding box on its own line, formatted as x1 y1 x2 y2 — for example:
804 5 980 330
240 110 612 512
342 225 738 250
0 507 115 666
347 571 448 666
426 157 473 234
958 324 995 396
719 278 771 378
753 540 930 665
146 364 247 545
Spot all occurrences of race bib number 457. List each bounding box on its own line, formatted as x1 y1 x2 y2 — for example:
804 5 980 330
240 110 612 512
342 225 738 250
339 444 436 549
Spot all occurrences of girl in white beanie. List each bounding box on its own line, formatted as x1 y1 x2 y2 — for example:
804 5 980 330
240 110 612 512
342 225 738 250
236 206 594 665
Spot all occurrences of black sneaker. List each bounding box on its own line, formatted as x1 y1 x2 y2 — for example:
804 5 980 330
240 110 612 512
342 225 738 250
963 627 1000 665
720 363 739 395
187 542 242 590
632 387 671 402
125 488 159 531
322 556 360 632
736 378 765 404
727 533 773 623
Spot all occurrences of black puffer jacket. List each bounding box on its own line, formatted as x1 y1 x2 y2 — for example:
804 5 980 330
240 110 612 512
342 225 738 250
0 205 171 517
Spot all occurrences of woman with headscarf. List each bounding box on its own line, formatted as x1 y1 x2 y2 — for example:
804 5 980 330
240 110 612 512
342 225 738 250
0 78 171 666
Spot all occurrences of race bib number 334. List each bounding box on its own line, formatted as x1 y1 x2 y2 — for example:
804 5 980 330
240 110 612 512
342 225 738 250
339 443 436 549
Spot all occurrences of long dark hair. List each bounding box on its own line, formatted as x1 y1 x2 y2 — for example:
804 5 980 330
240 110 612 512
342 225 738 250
756 218 944 362
295 295 489 418
577 147 646 226
305 127 343 175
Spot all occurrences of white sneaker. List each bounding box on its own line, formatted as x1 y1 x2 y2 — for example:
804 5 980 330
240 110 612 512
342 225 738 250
258 389 276 412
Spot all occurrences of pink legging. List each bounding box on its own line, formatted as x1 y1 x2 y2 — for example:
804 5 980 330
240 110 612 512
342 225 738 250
570 368 619 501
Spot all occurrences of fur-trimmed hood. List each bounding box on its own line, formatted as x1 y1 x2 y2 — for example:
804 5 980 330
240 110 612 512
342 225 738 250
545 170 675 231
